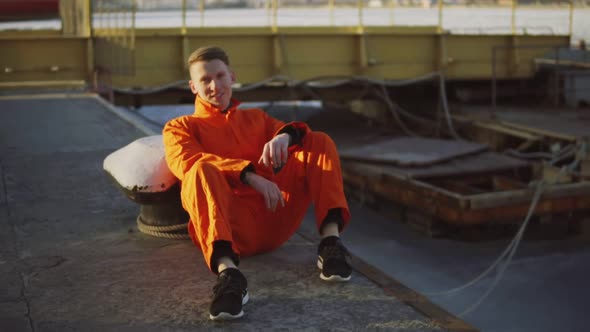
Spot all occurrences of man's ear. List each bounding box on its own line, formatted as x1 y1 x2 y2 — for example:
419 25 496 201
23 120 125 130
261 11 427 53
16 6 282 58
230 71 236 84
188 80 198 95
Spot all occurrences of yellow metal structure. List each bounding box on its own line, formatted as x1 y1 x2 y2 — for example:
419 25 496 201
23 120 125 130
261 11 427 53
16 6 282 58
0 1 572 90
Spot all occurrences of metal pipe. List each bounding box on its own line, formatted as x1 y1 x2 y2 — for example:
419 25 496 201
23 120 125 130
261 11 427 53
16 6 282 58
491 46 497 111
123 2 127 46
181 0 187 35
437 0 443 33
200 0 205 28
568 0 574 38
131 0 136 50
272 0 278 31
84 0 91 37
329 0 334 26
358 0 363 29
98 0 104 34
182 0 188 70
511 0 517 35
265 0 270 26
105 0 109 33
390 0 395 26
554 47 560 107
115 2 120 45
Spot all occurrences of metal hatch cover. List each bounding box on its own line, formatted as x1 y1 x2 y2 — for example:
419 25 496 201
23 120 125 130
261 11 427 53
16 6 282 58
340 137 488 167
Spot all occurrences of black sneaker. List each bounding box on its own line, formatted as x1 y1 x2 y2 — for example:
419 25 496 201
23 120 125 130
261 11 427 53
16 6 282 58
209 268 249 320
317 236 352 282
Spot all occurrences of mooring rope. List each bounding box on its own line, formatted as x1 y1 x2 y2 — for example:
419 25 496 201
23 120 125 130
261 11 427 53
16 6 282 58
136 215 190 240
424 142 586 317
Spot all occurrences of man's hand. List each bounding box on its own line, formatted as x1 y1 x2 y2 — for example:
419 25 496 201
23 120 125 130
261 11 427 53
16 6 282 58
245 172 285 211
258 133 290 169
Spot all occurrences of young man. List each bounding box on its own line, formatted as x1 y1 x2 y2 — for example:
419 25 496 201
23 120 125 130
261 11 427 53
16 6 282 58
162 46 352 321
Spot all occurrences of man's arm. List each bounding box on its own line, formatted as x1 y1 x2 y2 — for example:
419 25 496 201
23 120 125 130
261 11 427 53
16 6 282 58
242 170 285 211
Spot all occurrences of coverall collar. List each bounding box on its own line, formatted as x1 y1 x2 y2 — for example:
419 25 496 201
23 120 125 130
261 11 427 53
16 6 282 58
194 95 241 118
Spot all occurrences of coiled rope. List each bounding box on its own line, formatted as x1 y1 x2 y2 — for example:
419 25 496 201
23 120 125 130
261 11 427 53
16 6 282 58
136 215 190 240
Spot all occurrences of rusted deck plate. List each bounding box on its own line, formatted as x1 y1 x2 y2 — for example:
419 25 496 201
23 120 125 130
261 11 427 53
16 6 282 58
459 107 590 140
339 137 488 167
343 151 530 180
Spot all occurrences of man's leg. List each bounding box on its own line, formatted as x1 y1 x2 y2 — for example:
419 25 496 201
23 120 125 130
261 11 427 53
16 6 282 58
208 260 249 321
217 257 237 272
317 209 352 281
275 131 352 281
180 161 250 320
320 220 340 238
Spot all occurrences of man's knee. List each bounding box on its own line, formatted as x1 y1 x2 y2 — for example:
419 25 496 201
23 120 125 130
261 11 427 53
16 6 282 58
305 131 335 146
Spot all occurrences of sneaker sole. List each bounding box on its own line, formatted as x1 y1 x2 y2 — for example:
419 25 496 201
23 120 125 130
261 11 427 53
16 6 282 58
317 259 351 282
209 292 250 321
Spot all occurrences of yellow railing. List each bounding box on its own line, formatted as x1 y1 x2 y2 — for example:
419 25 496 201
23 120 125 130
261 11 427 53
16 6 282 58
0 0 578 88
89 0 585 40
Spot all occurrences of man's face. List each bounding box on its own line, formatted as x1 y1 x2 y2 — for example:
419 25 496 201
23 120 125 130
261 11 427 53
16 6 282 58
189 59 235 110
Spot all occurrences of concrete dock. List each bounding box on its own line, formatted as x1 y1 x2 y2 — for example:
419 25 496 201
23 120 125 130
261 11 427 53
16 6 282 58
0 95 467 331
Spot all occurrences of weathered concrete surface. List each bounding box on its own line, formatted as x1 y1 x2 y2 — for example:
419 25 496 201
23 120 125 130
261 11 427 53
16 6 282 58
133 99 590 332
0 95 445 331
1 147 32 332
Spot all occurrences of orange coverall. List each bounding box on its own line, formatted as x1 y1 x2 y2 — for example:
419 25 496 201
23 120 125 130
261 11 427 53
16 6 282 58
163 96 350 271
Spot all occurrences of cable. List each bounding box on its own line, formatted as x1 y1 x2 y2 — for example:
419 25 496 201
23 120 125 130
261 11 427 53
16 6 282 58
438 71 462 140
459 154 584 316
234 75 291 92
423 144 585 317
364 72 442 87
458 179 545 316
374 84 419 137
424 179 545 298
110 80 188 95
505 149 558 160
373 87 440 129
504 144 576 163
105 72 443 95
106 71 461 140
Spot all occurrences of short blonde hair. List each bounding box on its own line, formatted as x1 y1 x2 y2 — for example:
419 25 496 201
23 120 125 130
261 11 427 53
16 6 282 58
187 46 229 67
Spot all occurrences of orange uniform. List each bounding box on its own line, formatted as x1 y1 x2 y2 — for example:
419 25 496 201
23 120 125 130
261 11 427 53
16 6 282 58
163 96 350 272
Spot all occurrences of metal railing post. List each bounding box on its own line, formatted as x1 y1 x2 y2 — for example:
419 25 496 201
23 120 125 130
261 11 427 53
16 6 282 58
437 0 443 33
265 0 271 26
329 0 334 26
272 0 278 31
491 46 497 112
181 0 187 35
358 0 363 29
568 0 574 38
511 0 517 35
131 0 136 50
181 0 188 70
200 0 205 28
390 0 395 26
554 47 560 107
